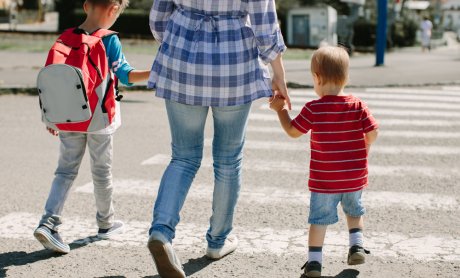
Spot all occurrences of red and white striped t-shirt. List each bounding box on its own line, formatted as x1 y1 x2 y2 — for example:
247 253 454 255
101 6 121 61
291 95 378 194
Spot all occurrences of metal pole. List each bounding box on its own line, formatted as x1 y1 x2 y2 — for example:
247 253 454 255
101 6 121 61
376 0 388 66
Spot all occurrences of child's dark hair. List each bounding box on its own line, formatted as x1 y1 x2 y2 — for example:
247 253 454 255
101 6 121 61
86 0 129 12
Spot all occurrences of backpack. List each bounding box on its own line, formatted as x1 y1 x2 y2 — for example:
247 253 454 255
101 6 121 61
37 28 122 133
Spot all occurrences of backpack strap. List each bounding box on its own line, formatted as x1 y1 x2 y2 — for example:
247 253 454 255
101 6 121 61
58 28 118 48
91 29 118 39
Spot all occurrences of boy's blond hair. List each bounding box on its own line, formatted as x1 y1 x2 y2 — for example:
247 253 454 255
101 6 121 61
86 0 129 13
311 46 349 87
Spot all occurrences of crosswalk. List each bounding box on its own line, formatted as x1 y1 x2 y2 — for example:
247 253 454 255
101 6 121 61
1 212 458 261
1 86 459 270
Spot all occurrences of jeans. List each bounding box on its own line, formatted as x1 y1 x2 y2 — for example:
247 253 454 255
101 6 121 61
308 191 366 225
150 99 251 248
39 132 114 230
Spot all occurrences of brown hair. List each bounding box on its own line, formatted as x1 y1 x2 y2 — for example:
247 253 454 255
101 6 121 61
311 46 349 87
86 0 129 13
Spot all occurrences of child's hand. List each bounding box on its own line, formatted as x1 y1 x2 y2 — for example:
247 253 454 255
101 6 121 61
47 127 59 136
269 95 287 112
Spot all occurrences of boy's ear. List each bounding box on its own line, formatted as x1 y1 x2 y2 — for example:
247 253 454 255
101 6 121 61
83 1 90 13
313 73 322 85
109 4 121 16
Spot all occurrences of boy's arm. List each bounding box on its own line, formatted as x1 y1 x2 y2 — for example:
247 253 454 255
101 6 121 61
277 109 304 138
365 129 379 153
104 35 144 85
270 96 303 138
128 70 150 83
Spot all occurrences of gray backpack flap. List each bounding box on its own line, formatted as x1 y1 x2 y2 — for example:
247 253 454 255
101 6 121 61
37 64 91 124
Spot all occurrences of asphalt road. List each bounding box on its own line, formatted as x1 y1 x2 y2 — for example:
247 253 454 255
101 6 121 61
0 88 459 277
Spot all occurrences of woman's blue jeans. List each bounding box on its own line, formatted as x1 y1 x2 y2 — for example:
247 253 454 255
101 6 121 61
149 99 251 248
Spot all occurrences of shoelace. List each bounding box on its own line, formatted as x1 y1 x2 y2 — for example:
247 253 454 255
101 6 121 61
300 261 308 270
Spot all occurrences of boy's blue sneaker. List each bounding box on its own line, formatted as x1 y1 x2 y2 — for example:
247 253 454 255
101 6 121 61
301 261 322 278
347 245 370 265
33 225 70 254
97 220 124 239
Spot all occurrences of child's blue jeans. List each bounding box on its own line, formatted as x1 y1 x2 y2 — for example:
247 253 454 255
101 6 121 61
308 191 366 225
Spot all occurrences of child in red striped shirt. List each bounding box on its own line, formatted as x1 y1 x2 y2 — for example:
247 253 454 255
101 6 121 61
270 46 378 278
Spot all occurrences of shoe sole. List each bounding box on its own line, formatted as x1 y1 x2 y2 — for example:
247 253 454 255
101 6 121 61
348 252 365 265
305 270 321 278
206 238 238 260
97 224 124 240
205 250 235 260
33 229 70 254
147 239 185 278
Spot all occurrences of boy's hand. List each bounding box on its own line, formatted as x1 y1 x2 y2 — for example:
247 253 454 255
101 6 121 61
269 95 287 112
47 127 59 136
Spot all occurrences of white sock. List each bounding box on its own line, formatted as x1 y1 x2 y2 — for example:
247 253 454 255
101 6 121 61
308 247 323 263
349 228 363 247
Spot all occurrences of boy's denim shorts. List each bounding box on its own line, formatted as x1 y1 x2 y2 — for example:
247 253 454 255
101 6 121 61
308 190 365 225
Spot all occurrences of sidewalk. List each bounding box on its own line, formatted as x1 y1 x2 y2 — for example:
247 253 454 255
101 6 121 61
0 33 459 93
287 40 460 88
0 12 58 33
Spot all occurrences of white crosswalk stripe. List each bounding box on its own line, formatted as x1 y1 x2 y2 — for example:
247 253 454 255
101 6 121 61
204 139 460 155
75 179 459 211
140 153 458 178
287 94 460 103
259 103 460 117
249 113 460 126
285 97 460 110
247 126 460 139
365 87 460 97
1 212 459 261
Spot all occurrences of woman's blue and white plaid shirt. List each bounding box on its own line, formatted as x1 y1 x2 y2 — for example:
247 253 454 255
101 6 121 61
148 0 286 107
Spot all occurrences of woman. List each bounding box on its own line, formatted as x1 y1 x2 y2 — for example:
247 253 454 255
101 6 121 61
147 1 290 277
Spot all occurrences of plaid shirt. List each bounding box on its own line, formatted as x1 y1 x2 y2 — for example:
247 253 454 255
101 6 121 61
148 0 286 107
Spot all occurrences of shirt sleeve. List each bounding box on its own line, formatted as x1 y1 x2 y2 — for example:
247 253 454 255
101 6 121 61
291 104 314 134
361 104 379 133
103 35 134 86
149 0 175 43
247 0 287 64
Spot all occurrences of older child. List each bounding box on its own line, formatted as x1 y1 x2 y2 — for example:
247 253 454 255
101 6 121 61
33 0 150 254
270 46 378 277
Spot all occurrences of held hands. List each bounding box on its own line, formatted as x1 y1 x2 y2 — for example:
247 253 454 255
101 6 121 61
271 75 291 110
46 127 59 136
269 94 287 112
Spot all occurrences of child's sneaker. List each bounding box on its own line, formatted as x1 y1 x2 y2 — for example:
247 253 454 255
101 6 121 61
147 231 185 278
33 225 70 254
347 245 370 265
301 261 322 278
206 235 238 260
97 220 124 239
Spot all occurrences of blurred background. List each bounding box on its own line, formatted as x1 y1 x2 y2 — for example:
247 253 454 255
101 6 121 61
0 0 457 53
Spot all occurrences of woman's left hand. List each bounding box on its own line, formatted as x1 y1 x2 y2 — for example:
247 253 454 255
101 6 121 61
272 75 291 110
